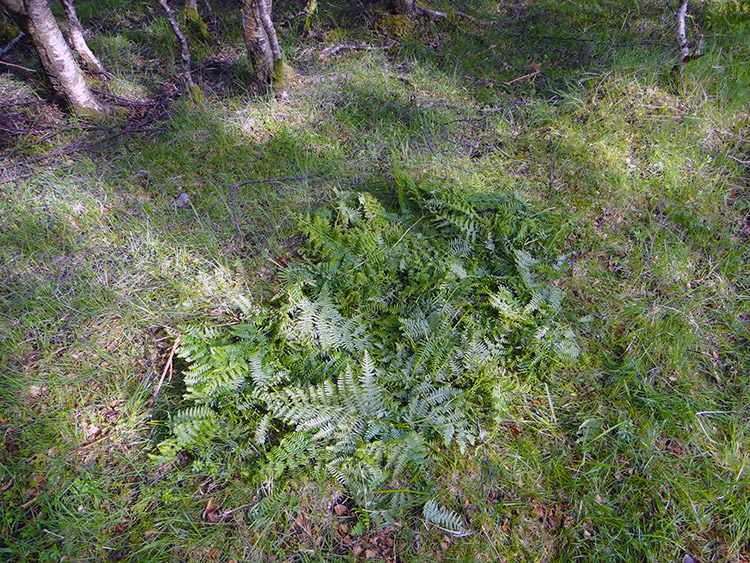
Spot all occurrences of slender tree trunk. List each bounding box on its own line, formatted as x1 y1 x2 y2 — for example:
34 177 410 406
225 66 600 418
671 0 703 87
674 0 690 77
184 0 209 41
0 0 106 116
157 0 203 103
59 0 109 77
241 0 284 94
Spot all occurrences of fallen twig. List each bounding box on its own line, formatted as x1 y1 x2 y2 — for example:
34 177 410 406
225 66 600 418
505 70 540 85
0 31 25 60
508 33 671 49
0 60 38 73
153 335 181 400
68 433 111 455
320 42 393 60
90 87 154 107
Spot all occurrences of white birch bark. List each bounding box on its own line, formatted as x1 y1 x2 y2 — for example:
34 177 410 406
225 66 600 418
240 0 275 90
1 0 106 116
59 0 108 76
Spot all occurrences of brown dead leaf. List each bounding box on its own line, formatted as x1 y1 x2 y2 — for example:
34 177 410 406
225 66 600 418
28 385 47 397
333 503 348 516
86 425 102 441
201 498 223 523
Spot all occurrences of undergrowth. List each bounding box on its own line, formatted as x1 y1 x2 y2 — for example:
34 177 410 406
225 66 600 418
159 176 579 526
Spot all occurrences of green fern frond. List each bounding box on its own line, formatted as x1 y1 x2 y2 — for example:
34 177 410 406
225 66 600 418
423 499 470 535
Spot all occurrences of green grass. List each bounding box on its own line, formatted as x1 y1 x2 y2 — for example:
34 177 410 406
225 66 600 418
1 0 749 561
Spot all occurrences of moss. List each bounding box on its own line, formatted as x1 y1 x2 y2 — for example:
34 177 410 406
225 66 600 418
189 83 205 104
303 0 317 34
271 58 293 92
185 7 210 42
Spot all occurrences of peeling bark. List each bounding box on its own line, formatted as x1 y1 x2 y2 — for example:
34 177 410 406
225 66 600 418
0 0 106 116
157 0 203 103
59 0 109 77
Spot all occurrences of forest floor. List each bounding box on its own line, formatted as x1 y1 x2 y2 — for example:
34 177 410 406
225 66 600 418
1 0 749 561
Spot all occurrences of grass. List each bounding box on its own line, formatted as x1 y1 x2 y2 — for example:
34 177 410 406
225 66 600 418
1 0 749 561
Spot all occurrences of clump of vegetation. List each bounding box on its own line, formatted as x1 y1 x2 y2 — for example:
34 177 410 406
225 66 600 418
159 177 578 525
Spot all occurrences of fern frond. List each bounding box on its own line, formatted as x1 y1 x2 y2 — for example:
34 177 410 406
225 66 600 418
423 499 470 535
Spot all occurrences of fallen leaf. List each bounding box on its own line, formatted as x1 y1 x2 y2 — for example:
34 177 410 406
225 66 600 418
202 498 223 523
86 426 102 441
333 503 348 516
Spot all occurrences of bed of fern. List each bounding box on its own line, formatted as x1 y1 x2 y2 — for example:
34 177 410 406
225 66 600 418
159 174 579 530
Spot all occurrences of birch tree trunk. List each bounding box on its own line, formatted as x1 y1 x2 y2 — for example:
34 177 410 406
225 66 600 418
184 0 209 42
59 0 108 76
157 0 203 103
674 0 690 80
0 0 106 117
671 0 703 87
240 0 284 94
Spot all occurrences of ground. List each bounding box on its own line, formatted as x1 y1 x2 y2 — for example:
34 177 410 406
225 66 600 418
0 0 749 561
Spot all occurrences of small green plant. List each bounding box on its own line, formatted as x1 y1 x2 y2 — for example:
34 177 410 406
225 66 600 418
158 175 579 522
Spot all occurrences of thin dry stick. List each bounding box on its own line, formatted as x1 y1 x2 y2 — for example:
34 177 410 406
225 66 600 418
0 60 39 73
68 433 111 455
505 70 540 85
153 335 181 400
217 174 318 189
0 31 25 59
320 42 393 59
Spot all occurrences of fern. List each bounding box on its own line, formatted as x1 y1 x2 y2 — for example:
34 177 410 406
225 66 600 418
160 177 579 525
423 499 471 536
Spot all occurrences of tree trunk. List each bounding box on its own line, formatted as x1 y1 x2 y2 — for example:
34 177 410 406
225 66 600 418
59 0 109 76
0 0 106 117
184 0 209 42
671 0 703 88
674 0 690 79
157 0 203 103
240 0 284 93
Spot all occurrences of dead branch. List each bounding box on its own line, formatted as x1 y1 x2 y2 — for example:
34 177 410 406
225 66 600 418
0 59 39 73
415 2 446 19
320 42 393 60
220 174 318 189
153 335 181 400
505 69 540 85
90 87 154 107
0 31 25 60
